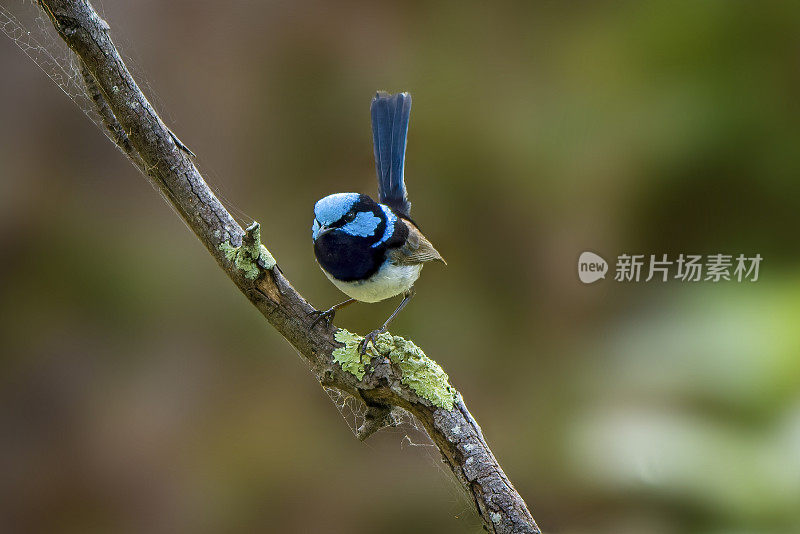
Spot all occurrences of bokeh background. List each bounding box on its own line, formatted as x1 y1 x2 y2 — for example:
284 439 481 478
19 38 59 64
2 1 800 533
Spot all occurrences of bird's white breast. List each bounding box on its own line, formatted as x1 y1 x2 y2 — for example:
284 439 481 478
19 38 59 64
322 261 422 303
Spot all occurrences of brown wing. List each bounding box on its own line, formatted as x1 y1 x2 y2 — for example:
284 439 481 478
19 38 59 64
388 220 447 266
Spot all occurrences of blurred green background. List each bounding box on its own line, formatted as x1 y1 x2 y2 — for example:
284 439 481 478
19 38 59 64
2 1 800 533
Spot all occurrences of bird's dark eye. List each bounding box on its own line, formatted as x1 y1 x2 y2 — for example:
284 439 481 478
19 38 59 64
343 212 357 223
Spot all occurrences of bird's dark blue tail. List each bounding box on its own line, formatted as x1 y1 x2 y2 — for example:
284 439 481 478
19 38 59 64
371 91 412 217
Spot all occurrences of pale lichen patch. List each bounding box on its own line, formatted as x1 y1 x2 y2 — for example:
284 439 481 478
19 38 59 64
332 329 456 410
332 329 374 380
387 335 456 411
257 244 276 269
218 222 276 279
491 512 502 524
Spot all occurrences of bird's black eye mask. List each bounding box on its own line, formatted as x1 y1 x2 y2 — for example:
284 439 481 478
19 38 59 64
330 195 381 226
322 209 359 230
336 211 357 226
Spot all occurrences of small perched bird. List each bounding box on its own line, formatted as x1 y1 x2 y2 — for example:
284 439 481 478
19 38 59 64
311 91 445 353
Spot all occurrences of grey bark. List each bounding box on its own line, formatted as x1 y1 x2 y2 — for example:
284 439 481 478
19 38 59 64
34 1 540 532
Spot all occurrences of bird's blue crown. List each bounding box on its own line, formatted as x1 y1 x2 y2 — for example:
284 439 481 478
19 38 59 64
314 192 359 227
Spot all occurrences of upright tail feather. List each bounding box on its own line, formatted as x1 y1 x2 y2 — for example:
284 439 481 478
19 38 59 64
371 91 412 217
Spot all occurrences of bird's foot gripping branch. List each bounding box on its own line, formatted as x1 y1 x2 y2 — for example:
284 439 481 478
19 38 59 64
333 329 456 410
219 222 276 279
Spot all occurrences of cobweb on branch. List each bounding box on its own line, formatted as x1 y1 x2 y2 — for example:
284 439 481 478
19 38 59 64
320 384 435 448
317 374 433 449
320 386 441 452
1 2 106 133
320 383 475 520
1 1 256 226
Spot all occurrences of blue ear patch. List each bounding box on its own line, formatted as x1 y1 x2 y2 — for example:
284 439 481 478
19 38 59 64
341 210 381 237
314 193 360 226
372 204 397 247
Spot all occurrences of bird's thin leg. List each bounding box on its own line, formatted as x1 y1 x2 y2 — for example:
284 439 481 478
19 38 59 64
309 298 357 328
359 289 415 354
379 291 414 330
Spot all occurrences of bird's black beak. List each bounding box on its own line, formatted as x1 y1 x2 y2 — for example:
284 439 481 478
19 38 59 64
317 224 334 237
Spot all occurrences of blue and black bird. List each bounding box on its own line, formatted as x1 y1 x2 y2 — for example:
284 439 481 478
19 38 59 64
310 91 445 353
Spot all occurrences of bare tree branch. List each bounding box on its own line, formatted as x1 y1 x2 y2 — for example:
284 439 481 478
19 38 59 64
34 1 540 532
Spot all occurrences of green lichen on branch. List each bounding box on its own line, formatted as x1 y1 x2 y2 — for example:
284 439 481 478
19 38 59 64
383 335 456 411
332 329 374 380
333 329 456 410
219 222 276 279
